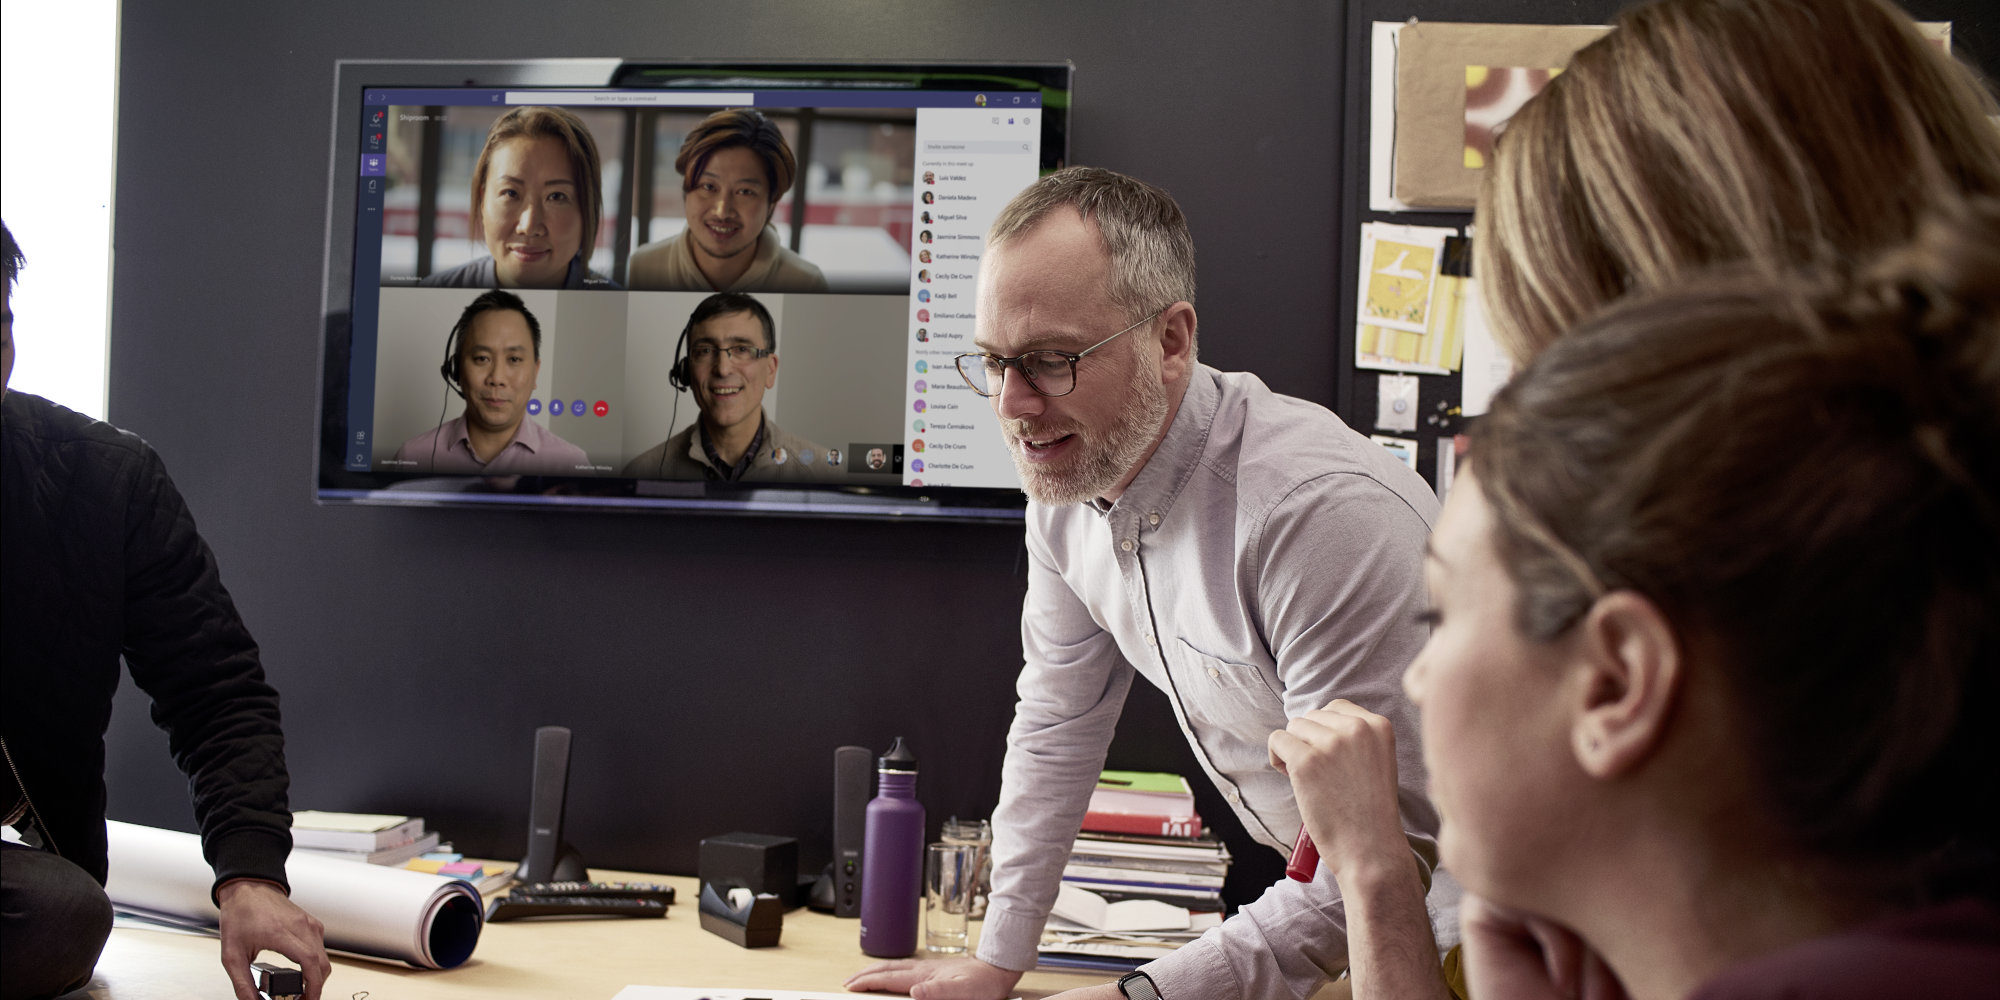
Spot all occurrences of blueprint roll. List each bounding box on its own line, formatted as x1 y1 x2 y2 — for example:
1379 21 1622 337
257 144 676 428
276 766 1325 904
104 820 483 969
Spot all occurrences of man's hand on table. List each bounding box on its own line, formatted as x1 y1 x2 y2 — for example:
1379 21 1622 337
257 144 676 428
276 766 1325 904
846 955 1024 999
1040 983 1124 1000
216 878 331 1000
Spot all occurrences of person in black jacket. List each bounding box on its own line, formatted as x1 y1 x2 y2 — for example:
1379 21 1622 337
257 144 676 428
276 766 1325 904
0 221 329 1000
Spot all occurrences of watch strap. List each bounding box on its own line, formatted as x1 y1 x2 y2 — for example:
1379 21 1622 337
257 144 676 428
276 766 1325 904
1117 970 1164 1000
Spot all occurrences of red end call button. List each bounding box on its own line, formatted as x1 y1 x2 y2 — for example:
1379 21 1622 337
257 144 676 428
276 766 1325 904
593 400 609 417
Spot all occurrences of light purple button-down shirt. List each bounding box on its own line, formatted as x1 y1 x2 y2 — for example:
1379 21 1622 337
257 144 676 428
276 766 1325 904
976 366 1460 999
391 416 590 475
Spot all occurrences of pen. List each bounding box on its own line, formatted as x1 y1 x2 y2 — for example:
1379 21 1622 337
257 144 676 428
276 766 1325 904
1285 825 1319 882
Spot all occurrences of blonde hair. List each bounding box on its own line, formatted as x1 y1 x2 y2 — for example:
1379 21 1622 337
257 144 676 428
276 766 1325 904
1476 0 2000 361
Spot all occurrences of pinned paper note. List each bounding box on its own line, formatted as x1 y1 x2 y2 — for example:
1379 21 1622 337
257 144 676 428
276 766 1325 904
1376 374 1420 432
1360 225 1444 333
1458 282 1513 416
1357 224 1462 375
1372 434 1419 471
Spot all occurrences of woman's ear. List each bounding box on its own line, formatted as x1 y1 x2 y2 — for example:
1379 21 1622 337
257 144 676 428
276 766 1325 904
1569 590 1682 778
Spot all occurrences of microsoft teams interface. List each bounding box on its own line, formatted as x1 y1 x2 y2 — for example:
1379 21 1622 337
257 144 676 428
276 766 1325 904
343 85 1046 491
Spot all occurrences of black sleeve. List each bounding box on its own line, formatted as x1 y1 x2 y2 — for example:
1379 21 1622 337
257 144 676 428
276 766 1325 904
118 444 294 898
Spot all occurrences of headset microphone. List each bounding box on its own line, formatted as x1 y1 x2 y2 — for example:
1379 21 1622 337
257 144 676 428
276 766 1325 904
430 313 474 472
439 317 469 398
667 317 695 392
659 317 698 478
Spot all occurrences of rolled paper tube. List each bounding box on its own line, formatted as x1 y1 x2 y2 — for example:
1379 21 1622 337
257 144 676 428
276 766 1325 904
105 820 483 969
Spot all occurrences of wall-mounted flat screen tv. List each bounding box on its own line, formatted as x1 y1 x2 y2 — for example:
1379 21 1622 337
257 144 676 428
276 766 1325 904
318 59 1071 520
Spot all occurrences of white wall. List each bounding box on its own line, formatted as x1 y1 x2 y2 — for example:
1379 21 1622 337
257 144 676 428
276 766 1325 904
1 0 117 418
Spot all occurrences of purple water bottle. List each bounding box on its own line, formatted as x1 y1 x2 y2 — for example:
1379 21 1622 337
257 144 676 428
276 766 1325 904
859 736 924 957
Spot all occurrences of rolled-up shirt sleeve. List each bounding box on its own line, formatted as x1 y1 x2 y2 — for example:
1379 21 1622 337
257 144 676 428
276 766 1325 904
976 517 1136 973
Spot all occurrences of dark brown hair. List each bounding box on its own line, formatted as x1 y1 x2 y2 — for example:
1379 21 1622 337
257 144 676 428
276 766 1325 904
1469 199 2000 892
470 106 606 264
676 108 796 205
1477 0 2000 361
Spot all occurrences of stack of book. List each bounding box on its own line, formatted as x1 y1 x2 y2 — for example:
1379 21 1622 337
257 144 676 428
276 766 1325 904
291 811 441 866
292 810 515 895
1036 771 1232 972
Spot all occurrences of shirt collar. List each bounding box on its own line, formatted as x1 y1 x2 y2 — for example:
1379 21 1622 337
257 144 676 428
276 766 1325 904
696 411 767 481
1099 365 1219 528
450 416 543 461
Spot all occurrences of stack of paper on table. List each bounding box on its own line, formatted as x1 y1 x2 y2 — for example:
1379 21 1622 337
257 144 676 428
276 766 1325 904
1040 884 1224 966
403 855 516 896
1061 822 1230 911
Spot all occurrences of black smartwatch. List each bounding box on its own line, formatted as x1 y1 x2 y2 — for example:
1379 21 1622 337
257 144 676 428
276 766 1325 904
1116 970 1164 1000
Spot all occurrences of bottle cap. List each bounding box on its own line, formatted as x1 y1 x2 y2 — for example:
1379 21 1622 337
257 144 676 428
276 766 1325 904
878 736 918 773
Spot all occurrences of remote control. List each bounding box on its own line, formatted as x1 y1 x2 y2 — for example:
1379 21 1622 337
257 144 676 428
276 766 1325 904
485 894 668 921
513 880 675 903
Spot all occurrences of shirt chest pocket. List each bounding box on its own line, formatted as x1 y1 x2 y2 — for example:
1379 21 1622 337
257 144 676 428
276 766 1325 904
1168 638 1281 701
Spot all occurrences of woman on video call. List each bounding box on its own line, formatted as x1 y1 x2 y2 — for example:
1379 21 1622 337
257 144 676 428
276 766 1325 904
420 106 619 291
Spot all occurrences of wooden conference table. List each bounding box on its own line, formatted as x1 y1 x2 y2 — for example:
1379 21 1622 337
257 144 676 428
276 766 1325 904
83 869 1109 1000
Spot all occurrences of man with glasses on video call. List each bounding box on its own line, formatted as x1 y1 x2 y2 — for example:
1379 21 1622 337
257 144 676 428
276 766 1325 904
847 168 1456 1000
621 292 832 481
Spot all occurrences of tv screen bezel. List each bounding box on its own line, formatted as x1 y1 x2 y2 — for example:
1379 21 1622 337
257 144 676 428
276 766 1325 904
317 58 1072 522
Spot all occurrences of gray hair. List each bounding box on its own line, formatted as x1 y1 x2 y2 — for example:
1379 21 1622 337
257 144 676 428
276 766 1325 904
988 167 1198 328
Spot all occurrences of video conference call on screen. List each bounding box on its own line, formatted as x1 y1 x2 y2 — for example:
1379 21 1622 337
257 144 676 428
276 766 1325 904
327 70 1069 518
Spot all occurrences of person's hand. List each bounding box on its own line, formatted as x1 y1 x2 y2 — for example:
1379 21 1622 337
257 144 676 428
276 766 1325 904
1267 698 1409 882
1460 894 1630 1000
216 878 330 1000
845 955 1023 999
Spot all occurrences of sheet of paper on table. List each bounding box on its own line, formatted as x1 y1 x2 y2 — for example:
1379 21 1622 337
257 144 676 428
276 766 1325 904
614 991 1024 1000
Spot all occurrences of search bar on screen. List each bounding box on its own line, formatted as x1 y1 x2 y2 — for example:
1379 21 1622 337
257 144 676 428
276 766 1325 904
922 140 1033 155
505 91 755 106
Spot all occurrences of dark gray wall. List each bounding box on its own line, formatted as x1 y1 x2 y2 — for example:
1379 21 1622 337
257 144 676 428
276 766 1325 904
102 0 1344 894
100 0 2000 896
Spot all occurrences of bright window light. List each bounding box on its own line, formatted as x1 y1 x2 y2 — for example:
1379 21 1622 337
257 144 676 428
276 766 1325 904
2 0 118 419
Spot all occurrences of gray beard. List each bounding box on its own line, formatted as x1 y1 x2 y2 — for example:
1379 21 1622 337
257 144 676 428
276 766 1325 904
1011 367 1170 507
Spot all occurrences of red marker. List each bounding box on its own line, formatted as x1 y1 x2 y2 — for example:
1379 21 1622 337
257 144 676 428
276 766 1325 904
1286 826 1320 883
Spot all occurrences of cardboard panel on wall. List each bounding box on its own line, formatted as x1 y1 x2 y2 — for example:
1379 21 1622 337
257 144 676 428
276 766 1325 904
1390 22 1608 209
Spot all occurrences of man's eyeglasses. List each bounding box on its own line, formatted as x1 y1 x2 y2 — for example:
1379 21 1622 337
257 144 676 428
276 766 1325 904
954 309 1163 398
689 343 773 364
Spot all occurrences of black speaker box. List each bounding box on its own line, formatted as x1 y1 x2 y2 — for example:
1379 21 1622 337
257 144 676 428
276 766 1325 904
831 744 871 917
517 725 586 884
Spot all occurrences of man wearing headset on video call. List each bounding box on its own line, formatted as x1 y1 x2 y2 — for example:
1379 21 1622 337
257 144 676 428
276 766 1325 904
621 292 833 481
391 289 589 475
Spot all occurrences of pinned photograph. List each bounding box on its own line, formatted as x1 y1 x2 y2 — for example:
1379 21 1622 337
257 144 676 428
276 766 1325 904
1358 226 1466 375
1370 434 1420 471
